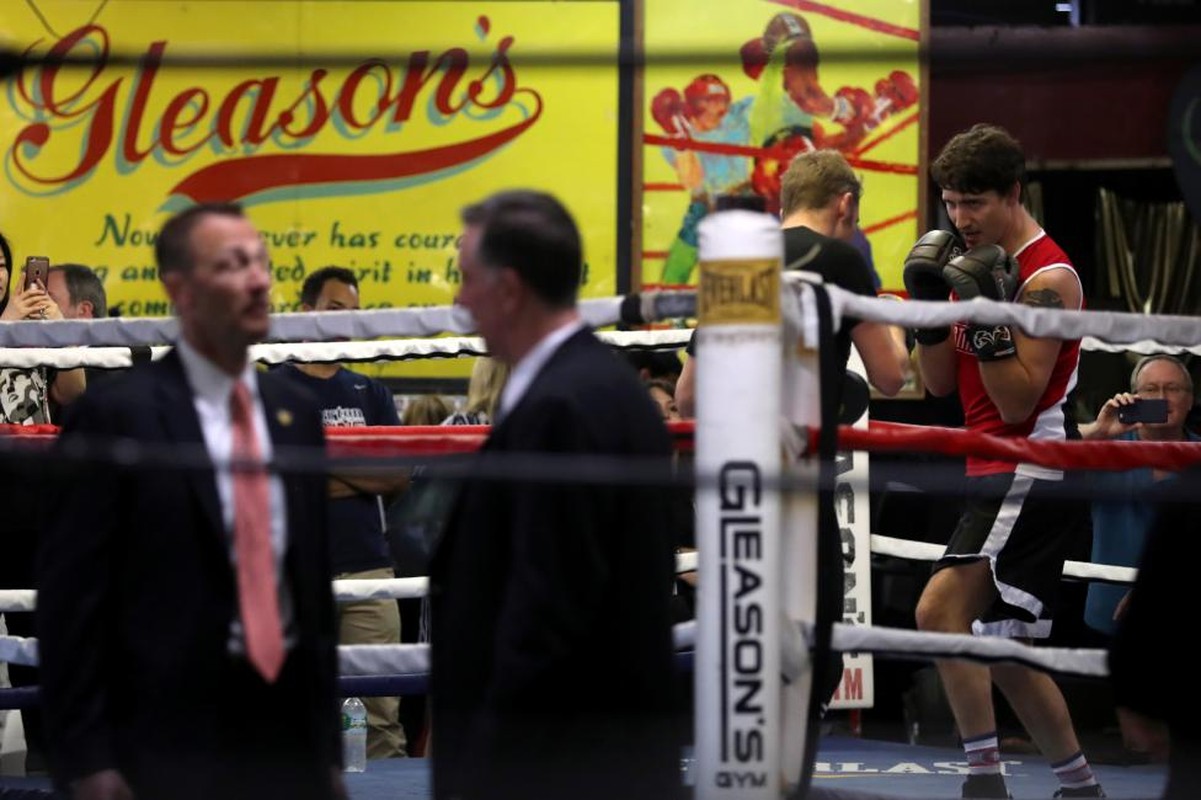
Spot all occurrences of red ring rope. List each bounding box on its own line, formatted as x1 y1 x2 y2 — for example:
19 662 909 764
827 421 1201 472
5 420 1198 470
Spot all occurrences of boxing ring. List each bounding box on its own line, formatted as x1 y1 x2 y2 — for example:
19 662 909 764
2 740 1167 800
3 213 1201 799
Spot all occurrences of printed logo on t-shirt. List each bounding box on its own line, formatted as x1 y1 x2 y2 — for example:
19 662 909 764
322 406 367 427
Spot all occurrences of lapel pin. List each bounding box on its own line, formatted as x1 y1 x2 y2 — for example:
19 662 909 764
276 409 294 427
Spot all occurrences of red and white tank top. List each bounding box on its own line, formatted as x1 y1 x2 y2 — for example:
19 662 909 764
953 231 1082 478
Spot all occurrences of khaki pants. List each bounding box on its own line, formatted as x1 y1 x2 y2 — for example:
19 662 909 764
336 567 407 758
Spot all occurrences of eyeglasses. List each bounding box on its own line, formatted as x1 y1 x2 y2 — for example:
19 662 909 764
1135 384 1191 397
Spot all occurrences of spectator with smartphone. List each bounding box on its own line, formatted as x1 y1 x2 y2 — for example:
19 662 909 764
1078 355 1198 641
0 239 85 424
46 263 107 321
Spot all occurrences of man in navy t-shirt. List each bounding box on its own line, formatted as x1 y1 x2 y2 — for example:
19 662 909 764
277 266 409 759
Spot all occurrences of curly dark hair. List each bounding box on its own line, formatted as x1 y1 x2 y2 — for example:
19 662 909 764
930 123 1026 199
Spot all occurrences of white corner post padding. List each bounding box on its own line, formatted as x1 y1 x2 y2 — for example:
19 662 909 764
778 276 823 794
694 210 786 799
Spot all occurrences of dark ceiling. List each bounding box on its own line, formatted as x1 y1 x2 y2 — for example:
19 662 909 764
931 0 1201 27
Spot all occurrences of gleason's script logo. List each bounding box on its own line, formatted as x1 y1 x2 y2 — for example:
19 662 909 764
716 461 769 788
698 259 780 325
7 20 541 203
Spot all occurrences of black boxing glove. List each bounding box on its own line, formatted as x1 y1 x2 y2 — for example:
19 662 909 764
942 244 1018 303
902 230 960 345
943 244 1020 362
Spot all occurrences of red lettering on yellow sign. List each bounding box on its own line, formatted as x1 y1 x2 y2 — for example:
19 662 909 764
9 22 534 202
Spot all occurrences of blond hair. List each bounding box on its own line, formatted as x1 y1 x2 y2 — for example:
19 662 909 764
403 394 452 426
465 357 510 419
779 149 862 217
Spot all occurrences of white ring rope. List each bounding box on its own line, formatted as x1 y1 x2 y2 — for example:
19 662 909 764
4 283 1197 369
0 551 702 613
1 329 1189 371
333 622 1116 681
829 623 1108 678
870 534 1138 585
0 622 703 674
338 643 430 678
331 577 430 602
0 292 705 350
1078 337 1201 356
819 282 1201 347
0 621 1107 680
254 338 485 365
0 330 695 370
0 304 476 348
0 590 36 614
0 635 38 670
0 544 1129 613
0 347 145 370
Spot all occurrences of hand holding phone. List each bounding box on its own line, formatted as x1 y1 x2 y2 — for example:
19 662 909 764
1118 398 1169 425
23 256 49 292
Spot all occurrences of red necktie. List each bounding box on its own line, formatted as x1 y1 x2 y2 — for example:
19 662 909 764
230 381 285 683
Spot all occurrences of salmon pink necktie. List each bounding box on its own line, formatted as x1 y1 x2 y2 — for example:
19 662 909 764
230 381 285 683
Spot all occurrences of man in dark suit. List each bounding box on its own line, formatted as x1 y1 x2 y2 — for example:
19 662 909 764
36 203 345 800
430 190 680 800
1110 476 1201 800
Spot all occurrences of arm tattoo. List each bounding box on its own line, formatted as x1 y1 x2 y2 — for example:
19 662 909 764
1022 288 1064 309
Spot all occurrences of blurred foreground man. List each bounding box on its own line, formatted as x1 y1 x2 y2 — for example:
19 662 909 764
430 190 680 800
38 203 344 800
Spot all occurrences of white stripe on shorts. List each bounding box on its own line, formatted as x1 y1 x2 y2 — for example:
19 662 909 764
981 474 1046 634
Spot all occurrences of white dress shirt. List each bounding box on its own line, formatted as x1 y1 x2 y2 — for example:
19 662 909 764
497 319 586 421
176 339 294 651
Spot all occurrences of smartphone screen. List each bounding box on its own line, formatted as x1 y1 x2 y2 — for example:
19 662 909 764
23 256 49 291
1118 398 1169 425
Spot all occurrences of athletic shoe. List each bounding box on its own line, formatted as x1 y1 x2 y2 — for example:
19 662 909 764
962 773 1011 798
1053 786 1106 798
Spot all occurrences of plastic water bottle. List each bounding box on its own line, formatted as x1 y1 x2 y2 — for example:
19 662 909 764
679 744 695 787
341 697 368 773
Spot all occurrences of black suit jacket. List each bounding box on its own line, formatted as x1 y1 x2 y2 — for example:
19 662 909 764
430 328 680 800
1110 477 1201 800
36 350 339 798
